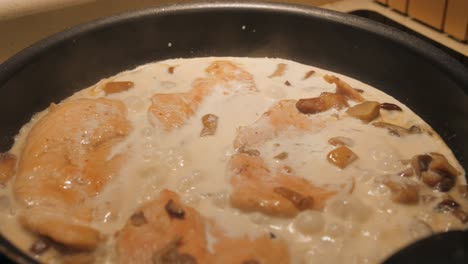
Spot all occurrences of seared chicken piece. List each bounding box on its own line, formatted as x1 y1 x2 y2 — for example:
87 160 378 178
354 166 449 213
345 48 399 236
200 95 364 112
116 190 290 264
149 60 256 130
14 98 130 249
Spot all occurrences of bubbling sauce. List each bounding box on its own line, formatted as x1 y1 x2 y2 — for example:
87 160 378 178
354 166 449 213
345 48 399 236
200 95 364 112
0 57 466 264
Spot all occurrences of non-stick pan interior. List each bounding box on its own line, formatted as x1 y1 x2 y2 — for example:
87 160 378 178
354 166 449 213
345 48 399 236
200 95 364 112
0 2 467 263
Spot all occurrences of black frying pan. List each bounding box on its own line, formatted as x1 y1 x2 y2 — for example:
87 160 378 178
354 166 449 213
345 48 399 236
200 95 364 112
0 2 467 263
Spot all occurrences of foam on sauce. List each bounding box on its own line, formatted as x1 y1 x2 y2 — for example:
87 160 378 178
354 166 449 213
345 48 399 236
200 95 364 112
0 57 466 264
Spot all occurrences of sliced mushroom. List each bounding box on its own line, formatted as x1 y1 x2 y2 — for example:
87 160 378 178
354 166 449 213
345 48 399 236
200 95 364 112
412 153 458 192
408 125 422 134
327 146 358 169
421 170 455 192
380 103 402 111
273 152 288 160
328 136 354 147
303 70 315 80
411 154 432 176
434 199 468 224
296 92 348 114
273 187 314 211
346 101 380 122
268 63 287 78
354 88 364 93
372 122 422 137
0 153 16 185
200 114 219 137
434 173 456 192
102 81 134 95
323 75 365 102
435 199 460 212
165 200 185 219
428 153 460 178
383 180 419 204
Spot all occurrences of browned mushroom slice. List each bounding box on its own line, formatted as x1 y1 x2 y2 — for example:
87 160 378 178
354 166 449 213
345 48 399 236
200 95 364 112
411 154 432 176
327 146 358 169
268 63 287 78
435 199 460 212
0 153 16 185
328 136 354 147
102 81 134 95
434 199 468 224
428 153 460 178
411 153 459 192
296 92 348 114
273 152 288 160
372 122 422 137
200 114 219 137
383 180 419 204
380 103 402 111
303 70 315 80
421 170 455 192
323 75 365 102
354 88 364 93
346 101 380 122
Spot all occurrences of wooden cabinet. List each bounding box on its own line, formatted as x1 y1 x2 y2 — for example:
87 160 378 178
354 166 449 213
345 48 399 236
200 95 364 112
408 0 447 30
389 0 408 13
444 0 468 41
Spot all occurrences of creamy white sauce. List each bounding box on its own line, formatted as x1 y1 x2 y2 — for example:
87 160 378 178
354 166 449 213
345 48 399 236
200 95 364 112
0 57 466 264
